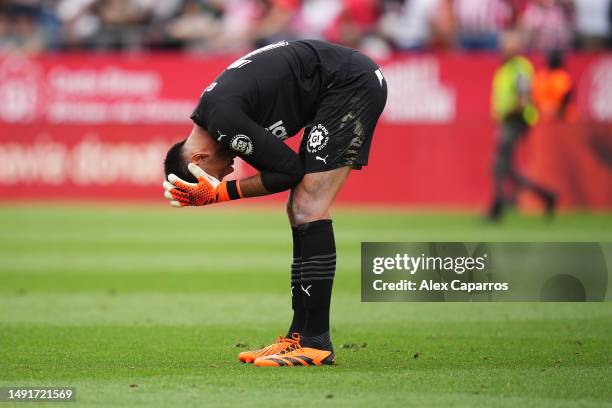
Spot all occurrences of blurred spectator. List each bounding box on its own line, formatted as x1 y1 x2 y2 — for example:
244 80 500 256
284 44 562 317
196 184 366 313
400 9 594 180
453 0 509 50
519 0 574 52
206 0 292 52
164 0 223 51
249 0 298 46
95 0 183 50
55 0 99 48
95 0 149 50
296 0 341 40
488 30 557 220
574 0 611 49
0 1 49 53
55 0 183 50
504 0 530 27
0 0 611 53
532 49 575 121
378 0 454 50
323 0 381 47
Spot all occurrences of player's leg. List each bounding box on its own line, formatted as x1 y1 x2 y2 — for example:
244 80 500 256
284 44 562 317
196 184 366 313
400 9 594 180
286 190 307 336
255 49 386 367
488 153 508 220
292 166 351 345
289 167 352 343
237 201 306 364
488 122 517 220
291 167 351 222
510 169 557 215
244 177 345 366
254 167 351 367
237 192 306 363
505 120 556 215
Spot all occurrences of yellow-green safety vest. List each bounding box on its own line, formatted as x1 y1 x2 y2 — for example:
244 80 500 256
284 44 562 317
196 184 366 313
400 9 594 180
491 56 538 125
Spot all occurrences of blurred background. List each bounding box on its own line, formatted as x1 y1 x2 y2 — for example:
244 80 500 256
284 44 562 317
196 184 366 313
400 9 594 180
0 3 611 403
0 0 611 305
0 0 610 210
0 0 610 54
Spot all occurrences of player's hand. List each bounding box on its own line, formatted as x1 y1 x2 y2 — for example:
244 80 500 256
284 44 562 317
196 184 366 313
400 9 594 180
163 163 222 208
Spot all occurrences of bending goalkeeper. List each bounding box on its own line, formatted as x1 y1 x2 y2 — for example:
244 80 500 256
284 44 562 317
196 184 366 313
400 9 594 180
163 40 387 367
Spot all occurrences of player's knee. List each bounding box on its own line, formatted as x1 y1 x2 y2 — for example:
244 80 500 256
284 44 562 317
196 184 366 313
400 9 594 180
291 195 329 225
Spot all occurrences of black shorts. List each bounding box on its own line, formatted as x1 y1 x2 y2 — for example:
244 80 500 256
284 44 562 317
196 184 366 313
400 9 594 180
298 51 387 173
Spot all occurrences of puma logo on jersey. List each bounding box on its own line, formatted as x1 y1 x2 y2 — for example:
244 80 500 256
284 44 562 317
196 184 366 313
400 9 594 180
216 130 227 141
267 120 288 140
374 69 384 87
301 284 312 296
316 155 328 164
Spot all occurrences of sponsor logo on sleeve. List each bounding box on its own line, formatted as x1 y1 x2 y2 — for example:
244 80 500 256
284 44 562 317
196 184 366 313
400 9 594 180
267 120 288 140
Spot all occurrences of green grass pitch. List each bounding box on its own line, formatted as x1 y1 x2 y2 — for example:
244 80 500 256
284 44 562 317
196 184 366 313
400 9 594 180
1 204 611 407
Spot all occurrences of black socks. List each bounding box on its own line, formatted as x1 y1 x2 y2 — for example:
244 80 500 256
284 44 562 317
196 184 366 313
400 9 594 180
300 331 334 353
287 220 336 350
297 219 336 338
288 227 306 336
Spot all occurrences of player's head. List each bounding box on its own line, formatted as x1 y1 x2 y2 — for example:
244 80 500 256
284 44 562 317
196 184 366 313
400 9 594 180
164 126 235 183
547 49 564 70
164 140 196 183
499 30 523 60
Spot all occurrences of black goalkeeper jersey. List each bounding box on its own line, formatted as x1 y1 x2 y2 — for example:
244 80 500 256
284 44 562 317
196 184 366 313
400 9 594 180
191 40 353 141
188 39 386 192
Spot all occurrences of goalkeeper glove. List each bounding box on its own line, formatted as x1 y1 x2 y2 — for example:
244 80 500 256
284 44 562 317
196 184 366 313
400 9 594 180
163 162 242 208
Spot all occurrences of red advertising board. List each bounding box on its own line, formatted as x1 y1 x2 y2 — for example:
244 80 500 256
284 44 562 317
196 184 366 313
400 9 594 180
0 52 610 208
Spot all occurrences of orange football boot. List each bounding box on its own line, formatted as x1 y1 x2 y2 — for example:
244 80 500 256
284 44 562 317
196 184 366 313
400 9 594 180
253 333 335 367
238 335 300 364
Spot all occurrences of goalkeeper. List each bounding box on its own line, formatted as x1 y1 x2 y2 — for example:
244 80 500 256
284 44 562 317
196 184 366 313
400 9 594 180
163 40 387 367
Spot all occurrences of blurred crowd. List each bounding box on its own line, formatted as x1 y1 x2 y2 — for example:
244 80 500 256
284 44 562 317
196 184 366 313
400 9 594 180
0 0 610 55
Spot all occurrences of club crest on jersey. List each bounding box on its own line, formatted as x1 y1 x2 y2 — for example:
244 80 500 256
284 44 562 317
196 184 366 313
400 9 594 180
306 124 329 153
230 134 253 155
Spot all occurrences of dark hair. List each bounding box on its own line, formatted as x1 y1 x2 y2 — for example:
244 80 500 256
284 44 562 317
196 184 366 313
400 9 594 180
164 140 197 183
547 49 564 70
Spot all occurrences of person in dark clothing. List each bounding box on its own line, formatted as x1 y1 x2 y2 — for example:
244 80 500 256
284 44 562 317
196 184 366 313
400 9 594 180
162 40 387 366
488 31 557 221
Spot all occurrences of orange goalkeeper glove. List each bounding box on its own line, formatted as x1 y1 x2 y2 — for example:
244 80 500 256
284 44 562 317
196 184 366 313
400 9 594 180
163 163 242 208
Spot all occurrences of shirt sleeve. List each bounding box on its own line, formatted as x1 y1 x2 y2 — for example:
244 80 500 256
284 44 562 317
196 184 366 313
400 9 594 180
206 105 304 193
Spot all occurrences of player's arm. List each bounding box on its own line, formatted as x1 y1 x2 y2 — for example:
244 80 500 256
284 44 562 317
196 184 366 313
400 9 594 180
164 109 304 207
221 110 305 197
212 108 305 198
233 174 270 197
